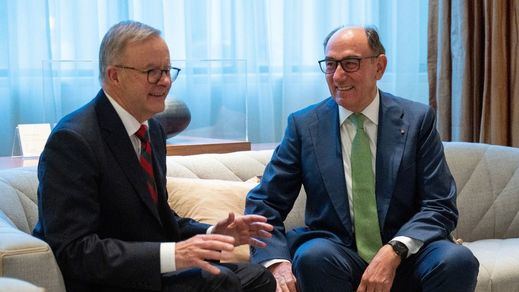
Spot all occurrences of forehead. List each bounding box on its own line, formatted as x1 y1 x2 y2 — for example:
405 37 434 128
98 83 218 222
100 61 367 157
325 28 371 58
121 36 170 67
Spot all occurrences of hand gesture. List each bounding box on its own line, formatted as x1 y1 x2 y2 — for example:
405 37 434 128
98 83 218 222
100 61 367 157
212 212 273 247
269 262 297 292
175 234 235 275
357 244 400 292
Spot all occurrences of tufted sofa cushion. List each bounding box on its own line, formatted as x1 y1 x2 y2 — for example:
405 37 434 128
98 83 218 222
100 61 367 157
166 150 274 181
443 142 519 292
0 168 66 292
0 167 39 233
166 150 307 230
444 143 519 241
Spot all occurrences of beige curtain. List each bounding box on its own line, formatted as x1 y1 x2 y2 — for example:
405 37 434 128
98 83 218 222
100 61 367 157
428 0 519 146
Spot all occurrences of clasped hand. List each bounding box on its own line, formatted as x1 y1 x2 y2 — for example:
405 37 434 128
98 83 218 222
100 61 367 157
176 212 273 275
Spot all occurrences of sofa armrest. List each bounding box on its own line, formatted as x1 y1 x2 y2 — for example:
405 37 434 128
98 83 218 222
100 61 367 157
0 277 45 291
0 215 66 292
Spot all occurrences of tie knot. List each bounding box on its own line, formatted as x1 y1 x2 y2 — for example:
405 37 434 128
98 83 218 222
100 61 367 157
349 113 365 130
135 124 149 143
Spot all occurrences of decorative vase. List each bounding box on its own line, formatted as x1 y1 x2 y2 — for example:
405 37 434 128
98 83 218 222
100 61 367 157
154 99 191 138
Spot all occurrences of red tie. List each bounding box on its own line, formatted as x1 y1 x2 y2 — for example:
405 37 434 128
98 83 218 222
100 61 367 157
135 125 158 203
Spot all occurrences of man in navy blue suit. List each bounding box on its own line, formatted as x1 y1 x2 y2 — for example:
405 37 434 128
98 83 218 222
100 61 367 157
33 20 275 292
245 26 479 292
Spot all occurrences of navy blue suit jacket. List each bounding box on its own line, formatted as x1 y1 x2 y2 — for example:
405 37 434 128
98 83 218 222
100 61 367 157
33 90 209 291
245 91 458 263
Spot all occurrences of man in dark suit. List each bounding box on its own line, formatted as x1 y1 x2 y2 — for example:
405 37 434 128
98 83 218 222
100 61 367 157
33 20 275 292
245 26 479 292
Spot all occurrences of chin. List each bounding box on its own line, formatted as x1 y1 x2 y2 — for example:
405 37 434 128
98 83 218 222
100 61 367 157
334 96 361 112
148 101 166 115
155 105 166 114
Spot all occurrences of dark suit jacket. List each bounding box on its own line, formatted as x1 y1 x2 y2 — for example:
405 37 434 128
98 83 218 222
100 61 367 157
33 90 209 291
245 91 458 264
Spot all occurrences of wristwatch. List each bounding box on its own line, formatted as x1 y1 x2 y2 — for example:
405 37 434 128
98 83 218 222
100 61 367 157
388 240 408 260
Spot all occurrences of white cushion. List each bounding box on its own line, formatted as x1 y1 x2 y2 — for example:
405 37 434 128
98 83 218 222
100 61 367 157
464 238 519 292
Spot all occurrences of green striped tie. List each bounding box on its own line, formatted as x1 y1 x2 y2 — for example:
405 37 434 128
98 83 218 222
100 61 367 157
349 113 382 262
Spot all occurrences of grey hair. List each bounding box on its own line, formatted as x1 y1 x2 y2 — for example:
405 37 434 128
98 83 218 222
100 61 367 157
99 20 161 83
322 25 385 55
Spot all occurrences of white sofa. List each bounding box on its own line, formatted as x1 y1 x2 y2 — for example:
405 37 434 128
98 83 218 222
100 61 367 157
0 277 44 291
1 142 518 291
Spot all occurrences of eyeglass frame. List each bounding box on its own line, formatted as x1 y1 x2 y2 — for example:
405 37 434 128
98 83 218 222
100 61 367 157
317 55 380 74
114 65 181 84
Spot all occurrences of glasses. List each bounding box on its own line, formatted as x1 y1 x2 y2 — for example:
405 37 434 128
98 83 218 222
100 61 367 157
115 65 181 84
318 55 379 74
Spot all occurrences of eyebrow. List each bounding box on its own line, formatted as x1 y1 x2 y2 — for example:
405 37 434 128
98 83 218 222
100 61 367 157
325 55 362 60
141 62 172 69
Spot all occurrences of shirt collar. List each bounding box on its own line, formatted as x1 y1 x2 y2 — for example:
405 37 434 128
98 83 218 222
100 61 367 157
104 90 149 136
338 89 380 126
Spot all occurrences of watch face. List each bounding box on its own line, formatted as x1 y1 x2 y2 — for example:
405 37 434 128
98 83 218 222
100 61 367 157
389 241 408 259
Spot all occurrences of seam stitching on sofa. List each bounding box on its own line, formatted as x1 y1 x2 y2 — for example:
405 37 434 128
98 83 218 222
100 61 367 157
463 151 497 239
504 191 519 236
0 182 32 232
15 189 34 231
496 165 519 237
170 162 200 178
454 147 487 195
0 246 50 255
195 157 242 180
488 147 510 239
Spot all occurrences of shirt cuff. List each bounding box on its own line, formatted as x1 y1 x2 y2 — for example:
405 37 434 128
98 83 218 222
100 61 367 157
391 236 423 258
206 226 214 234
261 258 291 268
160 242 176 273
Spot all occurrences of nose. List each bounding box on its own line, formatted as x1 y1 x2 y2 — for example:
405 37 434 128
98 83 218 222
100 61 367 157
332 63 348 82
157 71 172 86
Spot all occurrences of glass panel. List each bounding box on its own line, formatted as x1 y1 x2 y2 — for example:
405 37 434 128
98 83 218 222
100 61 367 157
41 59 248 142
169 59 247 143
42 60 100 124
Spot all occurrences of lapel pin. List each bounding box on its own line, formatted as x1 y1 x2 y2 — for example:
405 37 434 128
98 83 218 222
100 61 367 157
400 129 405 135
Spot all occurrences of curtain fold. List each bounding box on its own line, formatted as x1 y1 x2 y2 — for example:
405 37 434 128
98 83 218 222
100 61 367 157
512 0 519 146
428 0 452 139
428 0 519 146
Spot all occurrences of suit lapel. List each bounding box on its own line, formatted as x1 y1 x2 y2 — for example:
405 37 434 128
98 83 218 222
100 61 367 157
375 91 408 229
95 91 162 225
309 98 354 235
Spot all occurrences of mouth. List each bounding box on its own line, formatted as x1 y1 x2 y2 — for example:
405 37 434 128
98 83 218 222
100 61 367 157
149 92 167 98
336 85 354 91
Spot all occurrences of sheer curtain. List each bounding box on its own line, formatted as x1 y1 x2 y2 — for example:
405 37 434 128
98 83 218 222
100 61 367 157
0 0 428 156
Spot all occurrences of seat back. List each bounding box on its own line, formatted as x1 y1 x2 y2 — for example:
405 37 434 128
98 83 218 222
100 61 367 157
444 142 519 241
0 167 39 234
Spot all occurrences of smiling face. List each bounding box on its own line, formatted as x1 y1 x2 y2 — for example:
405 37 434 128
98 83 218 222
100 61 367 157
105 35 172 123
324 27 387 112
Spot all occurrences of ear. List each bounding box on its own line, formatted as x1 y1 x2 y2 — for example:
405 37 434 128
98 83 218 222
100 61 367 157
106 66 120 84
375 54 387 80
